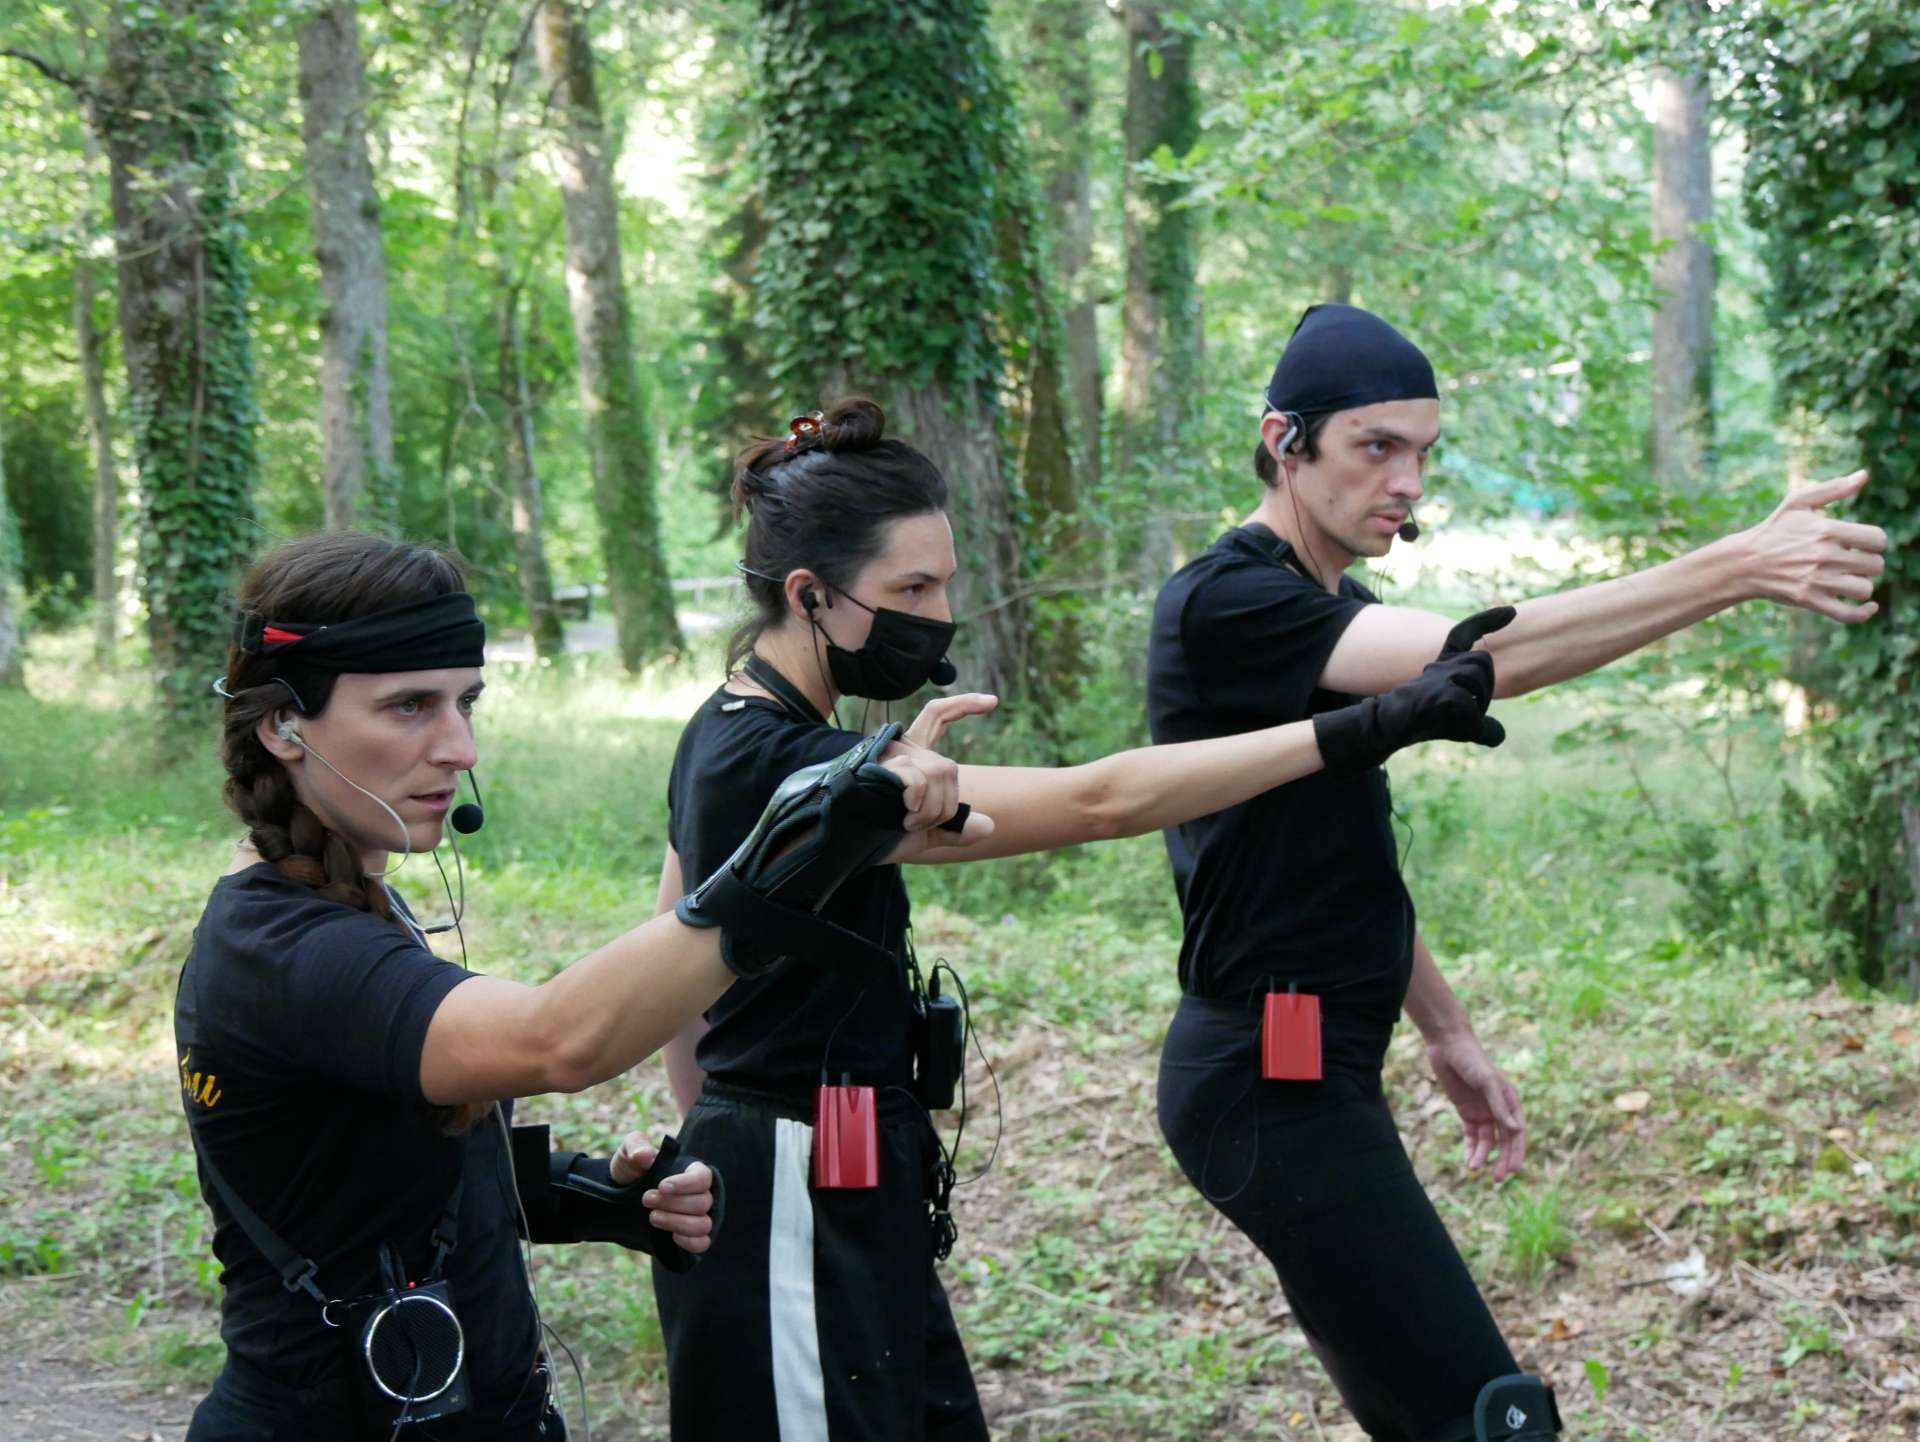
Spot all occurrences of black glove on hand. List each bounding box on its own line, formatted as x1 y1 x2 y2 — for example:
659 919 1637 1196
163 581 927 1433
676 722 941 980
509 1126 725 1274
1312 605 1516 775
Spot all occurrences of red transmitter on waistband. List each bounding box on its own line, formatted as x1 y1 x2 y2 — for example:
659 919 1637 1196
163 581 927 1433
812 1079 880 1190
1262 986 1322 1081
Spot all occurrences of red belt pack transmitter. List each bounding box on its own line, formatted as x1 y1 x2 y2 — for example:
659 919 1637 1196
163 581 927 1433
1262 988 1322 1081
811 1081 880 1189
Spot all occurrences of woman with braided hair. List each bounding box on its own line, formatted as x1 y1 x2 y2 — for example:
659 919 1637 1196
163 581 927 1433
650 395 1512 1442
177 531 971 1441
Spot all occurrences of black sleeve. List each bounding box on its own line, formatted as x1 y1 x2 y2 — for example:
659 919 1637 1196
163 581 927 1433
668 699 876 890
255 912 472 1103
1180 563 1370 723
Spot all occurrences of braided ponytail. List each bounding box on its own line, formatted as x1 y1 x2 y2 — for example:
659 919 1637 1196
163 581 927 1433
218 533 486 1133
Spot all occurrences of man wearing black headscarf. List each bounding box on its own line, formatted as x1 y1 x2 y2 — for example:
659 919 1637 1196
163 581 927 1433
1146 303 1887 1441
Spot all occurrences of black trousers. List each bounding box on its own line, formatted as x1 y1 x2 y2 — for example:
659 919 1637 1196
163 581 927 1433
184 1354 567 1442
1157 993 1519 1442
653 1080 987 1442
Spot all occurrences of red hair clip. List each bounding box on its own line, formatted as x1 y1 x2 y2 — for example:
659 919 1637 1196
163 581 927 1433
785 411 825 453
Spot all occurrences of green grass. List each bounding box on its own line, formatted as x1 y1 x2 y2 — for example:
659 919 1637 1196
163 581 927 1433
4 624 1917 1440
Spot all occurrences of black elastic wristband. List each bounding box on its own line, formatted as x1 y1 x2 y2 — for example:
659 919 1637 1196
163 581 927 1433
1312 703 1382 775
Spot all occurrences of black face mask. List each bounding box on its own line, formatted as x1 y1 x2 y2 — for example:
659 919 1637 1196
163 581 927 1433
815 586 957 701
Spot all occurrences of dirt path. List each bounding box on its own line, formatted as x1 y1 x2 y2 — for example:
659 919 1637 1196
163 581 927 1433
0 1297 194 1442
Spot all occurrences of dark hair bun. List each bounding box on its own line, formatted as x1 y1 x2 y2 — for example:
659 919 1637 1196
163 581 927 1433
730 395 889 522
817 395 884 452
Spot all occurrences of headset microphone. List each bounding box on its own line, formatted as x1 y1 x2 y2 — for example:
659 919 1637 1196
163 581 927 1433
1398 519 1420 542
450 771 485 835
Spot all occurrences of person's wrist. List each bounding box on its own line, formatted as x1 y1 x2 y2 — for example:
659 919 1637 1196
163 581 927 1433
1700 529 1763 606
1417 1012 1474 1047
1313 700 1381 775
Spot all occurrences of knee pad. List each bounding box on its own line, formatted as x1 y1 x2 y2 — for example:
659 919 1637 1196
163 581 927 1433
1473 1374 1562 1440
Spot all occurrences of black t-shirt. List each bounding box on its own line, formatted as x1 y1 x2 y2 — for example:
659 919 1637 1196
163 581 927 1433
1147 525 1416 1046
667 687 914 1097
173 865 538 1412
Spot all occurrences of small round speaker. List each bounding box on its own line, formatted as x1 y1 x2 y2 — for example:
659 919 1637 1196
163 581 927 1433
363 1291 465 1403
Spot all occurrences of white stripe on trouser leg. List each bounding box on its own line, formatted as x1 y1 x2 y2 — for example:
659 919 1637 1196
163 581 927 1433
770 1118 830 1442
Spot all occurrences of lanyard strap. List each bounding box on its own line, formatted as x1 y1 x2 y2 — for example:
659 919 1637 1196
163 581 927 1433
187 1125 466 1305
743 655 828 725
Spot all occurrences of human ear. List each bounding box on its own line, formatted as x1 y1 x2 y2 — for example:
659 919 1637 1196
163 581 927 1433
784 569 823 623
256 710 306 764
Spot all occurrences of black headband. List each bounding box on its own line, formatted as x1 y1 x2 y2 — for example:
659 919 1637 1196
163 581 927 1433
234 593 485 708
1263 302 1438 418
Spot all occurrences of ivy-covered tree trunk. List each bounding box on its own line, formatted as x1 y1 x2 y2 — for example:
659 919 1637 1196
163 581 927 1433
0 419 24 689
755 0 1030 701
75 245 118 667
534 0 683 671
1733 0 1919 988
1651 54 1713 493
1116 0 1200 554
101 0 258 724
298 0 397 533
1027 0 1101 496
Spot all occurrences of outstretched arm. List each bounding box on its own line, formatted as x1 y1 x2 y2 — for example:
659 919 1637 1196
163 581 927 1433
901 626 1507 864
1320 469 1886 699
421 740 971 1105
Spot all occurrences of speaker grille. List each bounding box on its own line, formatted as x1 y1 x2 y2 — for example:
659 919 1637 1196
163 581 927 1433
364 1293 465 1402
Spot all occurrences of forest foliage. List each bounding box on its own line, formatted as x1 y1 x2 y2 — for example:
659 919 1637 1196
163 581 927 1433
0 0 1912 981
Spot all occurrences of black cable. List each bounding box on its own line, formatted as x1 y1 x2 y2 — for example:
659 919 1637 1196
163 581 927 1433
430 848 469 969
1389 792 1419 876
807 618 843 730
817 985 873 1086
1195 977 1271 1205
881 1082 960 1261
489 1105 589 1442
387 1346 423 1442
932 959 1001 1187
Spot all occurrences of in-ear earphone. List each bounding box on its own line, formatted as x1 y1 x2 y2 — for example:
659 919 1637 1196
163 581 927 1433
800 587 819 613
1273 410 1304 459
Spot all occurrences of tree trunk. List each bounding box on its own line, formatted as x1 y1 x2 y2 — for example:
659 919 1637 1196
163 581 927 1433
101 0 258 724
755 0 1031 702
857 376 1027 703
496 282 566 662
298 0 398 532
0 419 23 690
533 0 683 670
1116 0 1200 562
75 246 118 667
1651 60 1713 495
1029 0 1100 496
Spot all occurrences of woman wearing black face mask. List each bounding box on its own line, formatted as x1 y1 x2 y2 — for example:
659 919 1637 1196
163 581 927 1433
650 396 1509 1442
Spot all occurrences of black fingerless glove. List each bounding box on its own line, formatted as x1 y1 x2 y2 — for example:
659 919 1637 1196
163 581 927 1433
675 723 919 980
1313 606 1515 775
509 1125 725 1275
